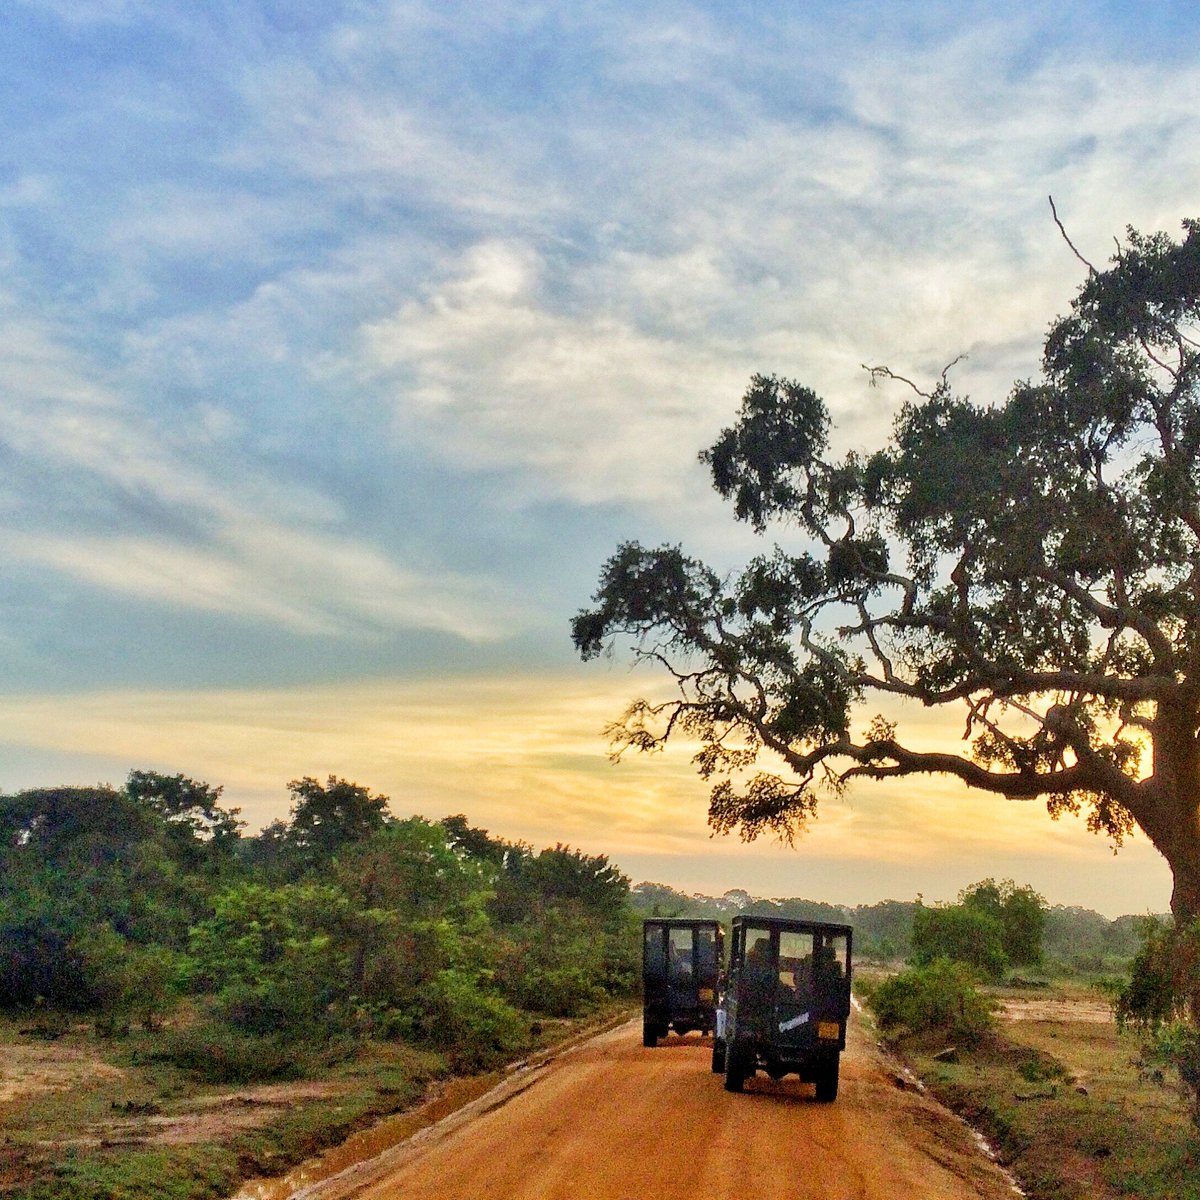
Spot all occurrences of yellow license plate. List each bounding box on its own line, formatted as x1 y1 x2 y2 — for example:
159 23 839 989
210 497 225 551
698 988 714 1002
818 1021 841 1040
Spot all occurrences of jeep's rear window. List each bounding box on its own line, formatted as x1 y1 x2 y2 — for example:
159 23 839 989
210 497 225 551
695 925 718 972
821 931 849 976
668 926 694 976
778 929 815 990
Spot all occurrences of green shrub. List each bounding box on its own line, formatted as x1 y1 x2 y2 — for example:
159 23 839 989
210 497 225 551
911 904 1009 980
149 1020 306 1083
1116 917 1200 1123
512 965 603 1018
868 958 996 1045
412 969 527 1070
187 882 352 1035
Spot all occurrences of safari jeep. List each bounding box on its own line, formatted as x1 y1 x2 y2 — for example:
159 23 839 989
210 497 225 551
712 915 852 1100
641 918 724 1047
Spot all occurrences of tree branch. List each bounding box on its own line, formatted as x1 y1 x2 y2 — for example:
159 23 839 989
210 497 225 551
1049 195 1097 276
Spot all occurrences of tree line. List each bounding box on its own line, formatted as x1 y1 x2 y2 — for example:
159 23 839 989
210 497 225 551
631 878 1153 977
0 771 637 1075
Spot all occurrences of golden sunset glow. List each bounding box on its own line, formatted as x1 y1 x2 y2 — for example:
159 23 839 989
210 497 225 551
0 671 1171 915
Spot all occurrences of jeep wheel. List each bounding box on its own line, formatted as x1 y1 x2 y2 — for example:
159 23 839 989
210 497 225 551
723 1041 748 1093
711 1037 726 1073
814 1056 839 1102
642 1021 658 1048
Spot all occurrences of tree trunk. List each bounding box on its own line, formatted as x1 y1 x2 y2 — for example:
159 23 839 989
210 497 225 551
1134 745 1200 1120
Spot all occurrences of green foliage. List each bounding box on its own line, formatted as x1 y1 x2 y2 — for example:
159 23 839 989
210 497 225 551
867 959 996 1045
439 813 508 866
0 782 219 1007
851 899 915 961
71 925 183 1033
282 775 391 872
492 842 630 926
911 902 1009 980
125 770 243 871
960 878 1047 967
1044 905 1149 975
408 969 527 1071
1115 917 1200 1123
187 881 354 1034
1 761 639 1092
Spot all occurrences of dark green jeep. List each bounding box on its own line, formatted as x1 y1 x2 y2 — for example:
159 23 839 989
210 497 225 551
641 918 724 1047
712 915 852 1100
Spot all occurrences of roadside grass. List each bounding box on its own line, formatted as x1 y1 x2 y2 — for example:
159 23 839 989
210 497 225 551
889 983 1200 1200
0 999 636 1200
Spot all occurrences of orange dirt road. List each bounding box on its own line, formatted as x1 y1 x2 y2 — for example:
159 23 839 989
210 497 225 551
295 1016 1019 1200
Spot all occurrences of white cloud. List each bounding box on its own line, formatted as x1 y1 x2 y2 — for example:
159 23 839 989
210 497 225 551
318 20 1200 510
361 239 748 504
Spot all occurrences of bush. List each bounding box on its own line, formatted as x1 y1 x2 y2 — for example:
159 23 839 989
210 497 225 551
1115 916 1200 1124
911 904 1009 980
186 882 353 1036
867 959 996 1046
412 969 527 1071
149 1020 307 1084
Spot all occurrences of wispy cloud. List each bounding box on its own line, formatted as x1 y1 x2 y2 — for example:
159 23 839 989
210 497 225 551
361 239 747 504
0 302 509 641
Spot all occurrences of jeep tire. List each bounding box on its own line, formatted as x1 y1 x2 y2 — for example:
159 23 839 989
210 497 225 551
814 1055 839 1102
724 1040 749 1093
711 1036 726 1073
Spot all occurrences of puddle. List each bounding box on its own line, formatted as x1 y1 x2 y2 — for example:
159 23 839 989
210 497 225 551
230 1069 508 1200
229 1015 637 1199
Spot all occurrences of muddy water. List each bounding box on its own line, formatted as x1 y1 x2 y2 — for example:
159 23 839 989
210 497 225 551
230 1068 511 1199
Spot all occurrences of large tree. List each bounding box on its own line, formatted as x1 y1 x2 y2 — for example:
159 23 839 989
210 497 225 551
573 219 1200 933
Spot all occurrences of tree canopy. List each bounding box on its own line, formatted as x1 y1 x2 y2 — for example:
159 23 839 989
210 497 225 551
574 219 1200 928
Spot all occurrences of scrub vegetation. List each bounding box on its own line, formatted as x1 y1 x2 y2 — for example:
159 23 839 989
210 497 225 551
0 772 638 1198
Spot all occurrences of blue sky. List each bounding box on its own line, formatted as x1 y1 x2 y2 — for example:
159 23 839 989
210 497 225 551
2 0 1197 914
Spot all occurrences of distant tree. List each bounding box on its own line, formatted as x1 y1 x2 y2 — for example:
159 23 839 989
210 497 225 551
0 785 210 1007
629 881 695 917
125 769 242 869
440 814 509 867
499 844 630 924
910 903 1009 980
852 900 917 962
960 878 1047 967
284 775 390 869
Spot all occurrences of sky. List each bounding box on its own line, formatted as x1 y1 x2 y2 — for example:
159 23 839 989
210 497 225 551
2 0 1197 917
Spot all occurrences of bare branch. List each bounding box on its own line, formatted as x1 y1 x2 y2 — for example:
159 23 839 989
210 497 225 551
862 364 932 399
1049 195 1097 276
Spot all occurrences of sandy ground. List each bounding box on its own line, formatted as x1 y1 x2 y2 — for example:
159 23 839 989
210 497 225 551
0 1041 125 1104
271 1017 1021 1200
996 997 1114 1024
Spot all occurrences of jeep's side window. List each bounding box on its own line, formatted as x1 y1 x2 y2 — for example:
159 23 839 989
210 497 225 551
778 929 815 993
645 925 666 976
695 926 717 973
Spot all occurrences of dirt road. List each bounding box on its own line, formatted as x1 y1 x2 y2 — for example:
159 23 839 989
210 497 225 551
275 1013 1019 1200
